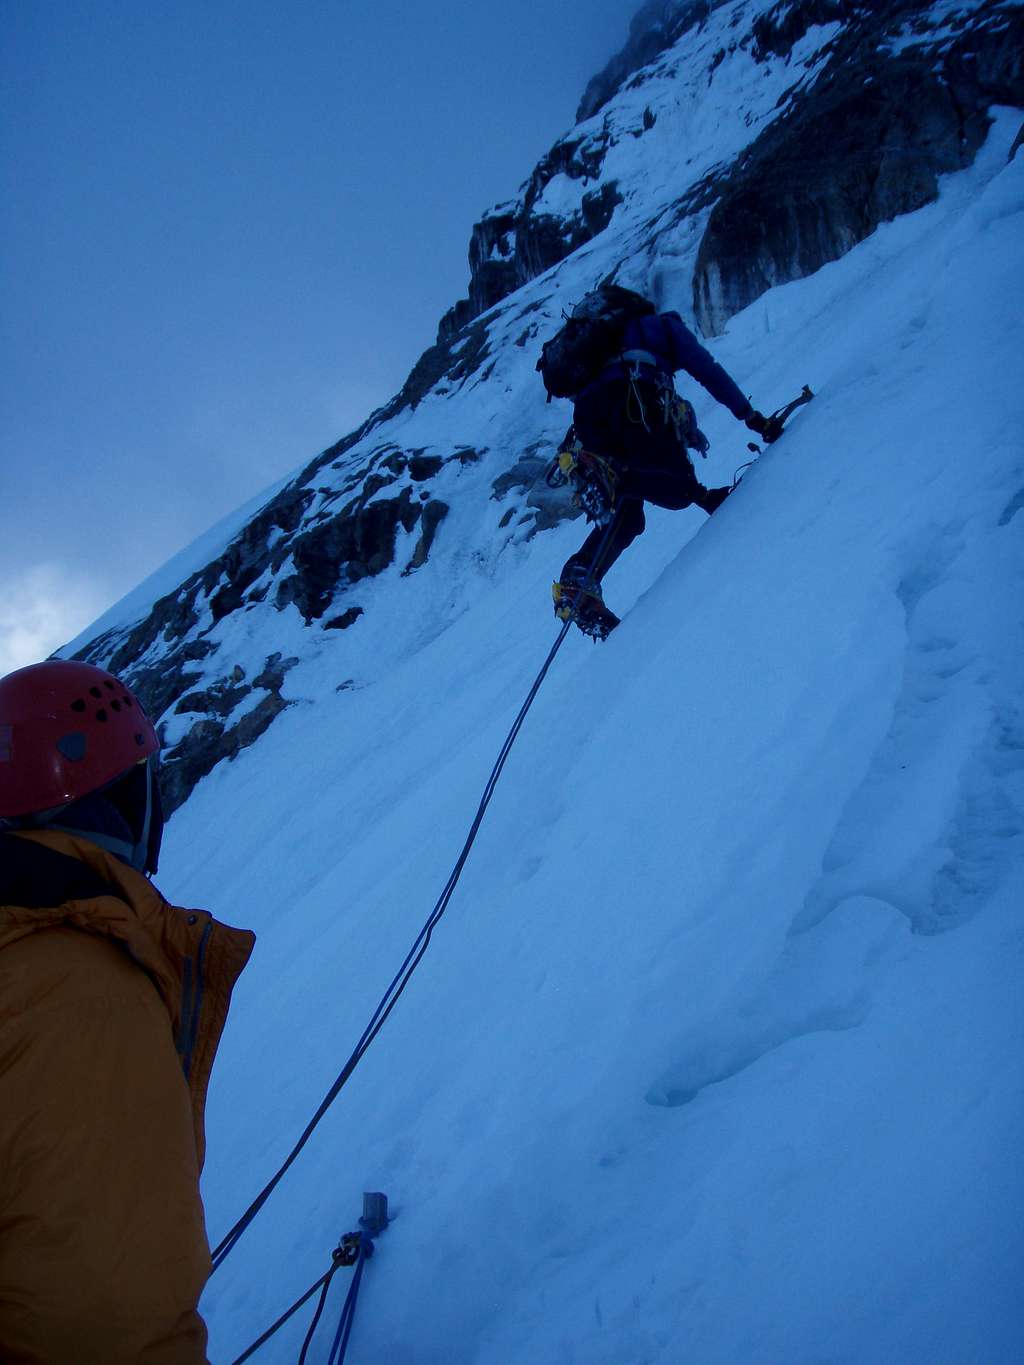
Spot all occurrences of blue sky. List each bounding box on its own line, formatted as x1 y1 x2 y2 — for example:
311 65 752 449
1 0 633 672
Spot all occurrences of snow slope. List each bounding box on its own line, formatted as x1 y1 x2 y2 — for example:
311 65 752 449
162 109 1024 1363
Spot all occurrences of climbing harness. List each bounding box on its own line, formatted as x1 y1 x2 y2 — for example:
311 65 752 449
625 359 653 431
544 438 580 492
549 445 619 526
546 440 619 524
624 364 711 461
230 1193 389 1365
670 393 709 455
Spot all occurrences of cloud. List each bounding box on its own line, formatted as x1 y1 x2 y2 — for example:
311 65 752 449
0 563 112 676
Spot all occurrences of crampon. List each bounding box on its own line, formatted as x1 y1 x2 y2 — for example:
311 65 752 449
552 579 621 641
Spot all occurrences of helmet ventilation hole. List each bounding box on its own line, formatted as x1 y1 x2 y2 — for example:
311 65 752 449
71 698 86 713
56 733 87 761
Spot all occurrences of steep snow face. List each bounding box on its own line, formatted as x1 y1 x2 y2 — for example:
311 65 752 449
56 1 1023 1357
66 0 1023 819
175 111 1024 1363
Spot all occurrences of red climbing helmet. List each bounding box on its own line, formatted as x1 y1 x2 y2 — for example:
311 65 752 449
0 660 159 819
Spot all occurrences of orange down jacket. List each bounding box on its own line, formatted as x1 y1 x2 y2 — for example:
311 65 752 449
0 828 254 1364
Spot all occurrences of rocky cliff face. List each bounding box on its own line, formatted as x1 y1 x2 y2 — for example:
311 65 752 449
438 0 1022 340
69 0 1023 816
77 432 479 813
693 0 1024 333
576 0 718 122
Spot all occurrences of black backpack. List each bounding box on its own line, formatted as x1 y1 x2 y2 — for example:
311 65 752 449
536 283 656 400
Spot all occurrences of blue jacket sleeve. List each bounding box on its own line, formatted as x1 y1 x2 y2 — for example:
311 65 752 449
659 312 752 421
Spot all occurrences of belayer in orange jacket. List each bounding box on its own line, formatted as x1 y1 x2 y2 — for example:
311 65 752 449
0 659 254 1364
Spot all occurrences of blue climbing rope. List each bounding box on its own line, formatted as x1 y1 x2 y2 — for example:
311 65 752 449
210 517 616 1274
232 1197 387 1364
218 391 814 1352
325 1234 372 1365
211 618 574 1270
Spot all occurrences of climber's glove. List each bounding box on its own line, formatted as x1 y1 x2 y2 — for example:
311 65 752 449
745 409 783 443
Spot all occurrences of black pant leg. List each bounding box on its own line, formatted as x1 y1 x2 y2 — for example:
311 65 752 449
575 380 701 510
561 499 645 586
562 378 709 589
617 457 701 509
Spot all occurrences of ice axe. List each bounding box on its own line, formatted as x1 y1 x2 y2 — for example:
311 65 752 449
747 384 814 451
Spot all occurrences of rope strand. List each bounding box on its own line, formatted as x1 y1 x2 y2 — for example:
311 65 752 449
326 1241 371 1365
229 1267 334 1365
209 522 617 1270
297 1265 342 1365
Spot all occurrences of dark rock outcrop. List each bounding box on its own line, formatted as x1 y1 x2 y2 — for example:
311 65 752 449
577 1 718 122
157 652 299 816
324 606 364 631
436 141 624 348
174 681 250 718
395 318 494 411
491 447 579 537
276 487 423 622
693 1 1024 333
74 436 462 812
749 0 846 61
404 500 450 574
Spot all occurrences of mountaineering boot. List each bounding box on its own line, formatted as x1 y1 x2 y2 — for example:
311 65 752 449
555 447 619 527
552 571 621 641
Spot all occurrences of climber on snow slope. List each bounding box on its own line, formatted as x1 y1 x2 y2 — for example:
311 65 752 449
538 283 771 638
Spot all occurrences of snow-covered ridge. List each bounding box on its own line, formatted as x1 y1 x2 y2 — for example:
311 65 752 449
55 0 1024 1356
66 0 1023 822
184 110 1023 1361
